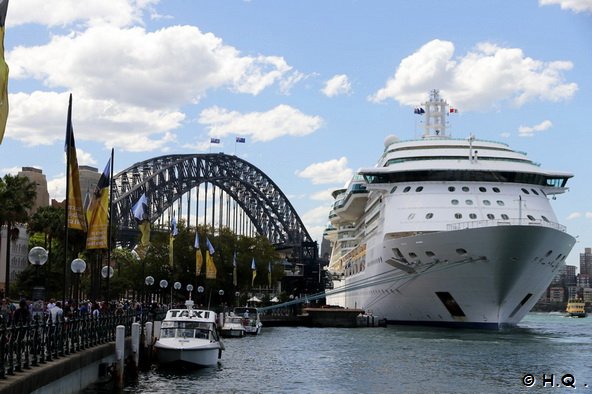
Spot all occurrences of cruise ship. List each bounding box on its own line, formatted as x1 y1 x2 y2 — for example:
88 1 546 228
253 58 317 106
324 90 576 328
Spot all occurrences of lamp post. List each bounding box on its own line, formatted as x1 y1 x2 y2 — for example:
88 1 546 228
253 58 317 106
28 246 48 301
145 276 154 304
197 285 204 307
235 291 240 307
218 289 225 311
186 284 194 300
70 258 87 308
159 279 168 307
173 282 181 308
100 266 114 302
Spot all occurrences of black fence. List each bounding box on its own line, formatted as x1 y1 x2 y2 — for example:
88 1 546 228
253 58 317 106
0 311 143 379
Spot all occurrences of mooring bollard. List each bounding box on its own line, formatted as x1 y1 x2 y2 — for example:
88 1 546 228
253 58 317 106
145 322 153 348
131 322 140 367
115 325 125 388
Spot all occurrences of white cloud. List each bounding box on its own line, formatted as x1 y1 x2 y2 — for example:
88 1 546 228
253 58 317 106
518 120 553 137
567 212 582 220
198 105 323 142
295 157 353 185
301 205 332 243
539 0 592 13
8 92 183 152
369 39 577 111
47 173 66 202
586 212 592 219
321 74 352 97
8 0 158 28
310 187 336 201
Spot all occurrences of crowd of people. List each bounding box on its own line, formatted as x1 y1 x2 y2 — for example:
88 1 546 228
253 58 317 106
0 297 139 325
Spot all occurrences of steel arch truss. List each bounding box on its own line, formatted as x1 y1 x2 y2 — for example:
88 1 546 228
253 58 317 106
112 153 312 248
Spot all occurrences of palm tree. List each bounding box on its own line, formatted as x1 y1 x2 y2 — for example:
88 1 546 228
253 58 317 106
0 174 37 297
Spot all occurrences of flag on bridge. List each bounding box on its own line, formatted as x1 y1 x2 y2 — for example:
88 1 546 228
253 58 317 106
232 251 237 286
205 237 217 279
210 137 220 144
236 137 245 143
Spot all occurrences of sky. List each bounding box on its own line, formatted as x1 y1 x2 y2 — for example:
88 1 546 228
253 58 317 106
0 0 591 268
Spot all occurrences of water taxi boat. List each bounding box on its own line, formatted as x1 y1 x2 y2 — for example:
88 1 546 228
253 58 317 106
155 300 224 366
220 315 246 338
234 307 262 335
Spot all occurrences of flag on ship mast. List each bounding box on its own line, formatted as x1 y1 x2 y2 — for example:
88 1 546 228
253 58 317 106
168 216 178 266
132 193 150 259
251 258 257 287
195 232 203 276
64 94 86 231
0 0 9 144
205 237 217 279
85 153 112 249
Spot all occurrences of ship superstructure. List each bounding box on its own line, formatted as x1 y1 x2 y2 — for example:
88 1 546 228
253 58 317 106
324 90 575 327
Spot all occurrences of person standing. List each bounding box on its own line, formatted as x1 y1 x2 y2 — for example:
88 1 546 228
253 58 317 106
49 301 64 323
13 299 31 324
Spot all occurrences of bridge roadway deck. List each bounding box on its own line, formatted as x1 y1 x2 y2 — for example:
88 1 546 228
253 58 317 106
0 341 123 394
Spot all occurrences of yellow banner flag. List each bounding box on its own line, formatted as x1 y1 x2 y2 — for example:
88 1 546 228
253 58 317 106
206 252 216 279
65 94 86 231
0 0 9 145
86 156 111 249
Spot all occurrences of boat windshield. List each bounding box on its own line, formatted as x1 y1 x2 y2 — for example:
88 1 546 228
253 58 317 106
160 321 213 339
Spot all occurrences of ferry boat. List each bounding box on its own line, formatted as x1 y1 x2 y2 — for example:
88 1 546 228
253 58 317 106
155 300 224 366
566 299 587 318
324 90 576 328
234 307 262 335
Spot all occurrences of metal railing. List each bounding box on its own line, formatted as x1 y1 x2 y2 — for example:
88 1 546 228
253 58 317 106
0 310 162 379
446 218 566 232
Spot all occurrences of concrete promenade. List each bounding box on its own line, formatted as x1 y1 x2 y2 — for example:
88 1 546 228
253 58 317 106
0 340 127 394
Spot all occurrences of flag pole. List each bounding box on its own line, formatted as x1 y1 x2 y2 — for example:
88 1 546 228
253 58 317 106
105 148 114 303
63 95 73 306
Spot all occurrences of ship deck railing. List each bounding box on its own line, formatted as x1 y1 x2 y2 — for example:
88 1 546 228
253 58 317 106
446 218 566 232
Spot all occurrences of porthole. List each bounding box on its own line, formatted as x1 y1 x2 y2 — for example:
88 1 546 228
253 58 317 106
403 186 411 193
542 215 549 222
465 200 473 205
531 189 539 196
527 215 536 221
483 200 491 206
416 186 424 192
545 250 553 257
492 187 500 193
469 213 477 219
409 252 417 258
425 251 435 257
462 186 469 192
521 188 530 194
501 214 509 220
451 199 459 205
425 213 434 219
496 200 505 206
390 186 398 193
479 187 487 192
455 213 462 219
408 213 415 220
487 213 495 219
448 186 456 192
456 248 467 255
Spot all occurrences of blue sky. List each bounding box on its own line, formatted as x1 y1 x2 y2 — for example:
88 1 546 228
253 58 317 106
0 0 591 268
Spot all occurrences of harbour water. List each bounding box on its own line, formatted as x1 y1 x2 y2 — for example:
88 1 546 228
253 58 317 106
85 313 591 393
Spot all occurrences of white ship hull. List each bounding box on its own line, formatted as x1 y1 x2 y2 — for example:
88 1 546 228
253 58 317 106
155 339 222 366
326 225 575 328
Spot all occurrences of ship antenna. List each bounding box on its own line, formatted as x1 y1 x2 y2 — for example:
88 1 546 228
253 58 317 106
421 89 450 138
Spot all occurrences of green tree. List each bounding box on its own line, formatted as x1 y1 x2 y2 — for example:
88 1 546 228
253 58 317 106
0 174 37 297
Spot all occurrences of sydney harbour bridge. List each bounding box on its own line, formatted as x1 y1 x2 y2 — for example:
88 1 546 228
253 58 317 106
110 153 319 266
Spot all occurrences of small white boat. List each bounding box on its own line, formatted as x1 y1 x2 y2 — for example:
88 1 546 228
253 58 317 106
220 315 246 338
155 300 224 367
234 307 262 335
